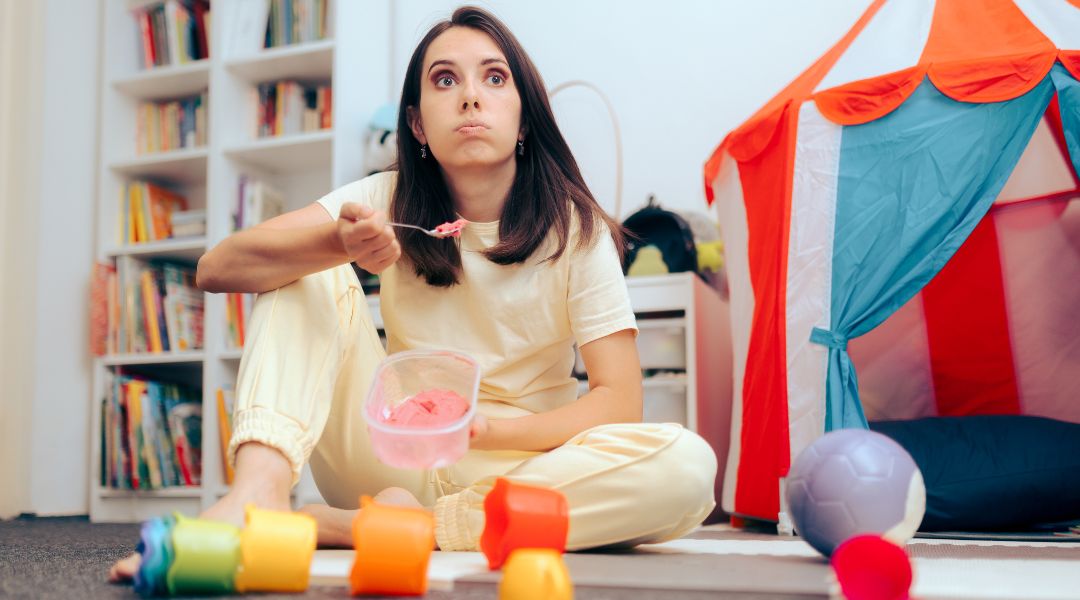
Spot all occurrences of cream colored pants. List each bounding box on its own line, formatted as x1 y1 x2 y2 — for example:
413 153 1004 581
229 265 717 551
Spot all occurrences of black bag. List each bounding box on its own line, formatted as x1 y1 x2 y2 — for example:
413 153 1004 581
622 195 698 275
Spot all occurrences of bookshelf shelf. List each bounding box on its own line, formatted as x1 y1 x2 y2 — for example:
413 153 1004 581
109 147 209 182
100 351 206 367
106 237 206 260
112 60 211 101
226 40 334 83
224 130 333 172
220 349 243 361
98 486 202 499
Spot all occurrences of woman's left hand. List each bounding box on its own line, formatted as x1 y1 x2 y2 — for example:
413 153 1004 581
468 413 490 449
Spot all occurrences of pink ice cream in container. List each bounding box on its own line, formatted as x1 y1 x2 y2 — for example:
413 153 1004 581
363 349 480 469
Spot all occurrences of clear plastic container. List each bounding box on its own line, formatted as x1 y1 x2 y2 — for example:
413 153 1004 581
363 349 480 469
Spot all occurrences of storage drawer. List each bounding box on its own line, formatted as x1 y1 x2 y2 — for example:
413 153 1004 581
642 376 688 425
573 318 687 374
636 318 687 369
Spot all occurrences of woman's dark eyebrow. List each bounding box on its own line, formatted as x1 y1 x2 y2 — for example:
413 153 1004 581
427 59 457 74
427 57 508 74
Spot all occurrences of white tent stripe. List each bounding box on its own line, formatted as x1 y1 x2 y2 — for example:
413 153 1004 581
711 154 753 515
815 0 936 94
1015 0 1080 51
785 102 841 468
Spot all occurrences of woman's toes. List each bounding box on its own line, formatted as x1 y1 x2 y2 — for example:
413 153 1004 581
372 486 423 509
107 552 141 583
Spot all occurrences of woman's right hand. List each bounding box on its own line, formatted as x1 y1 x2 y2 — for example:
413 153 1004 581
337 203 401 273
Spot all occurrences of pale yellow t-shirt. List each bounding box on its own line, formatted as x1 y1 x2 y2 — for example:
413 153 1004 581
317 171 637 416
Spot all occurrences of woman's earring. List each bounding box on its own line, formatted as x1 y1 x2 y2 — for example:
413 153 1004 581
517 139 525 156
420 144 428 159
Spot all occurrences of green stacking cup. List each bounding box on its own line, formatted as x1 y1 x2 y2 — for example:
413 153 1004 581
166 513 241 595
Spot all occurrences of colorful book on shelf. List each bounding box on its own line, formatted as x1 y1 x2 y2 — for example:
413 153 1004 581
141 269 165 353
225 293 244 349
132 0 210 68
264 0 329 48
135 92 206 154
148 183 189 241
106 257 202 355
91 263 116 357
217 387 235 485
102 372 202 491
234 176 285 231
254 81 331 138
122 180 191 244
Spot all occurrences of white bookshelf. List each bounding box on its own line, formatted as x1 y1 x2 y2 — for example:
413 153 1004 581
90 0 390 522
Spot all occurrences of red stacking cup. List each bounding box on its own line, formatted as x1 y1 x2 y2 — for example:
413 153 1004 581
480 478 569 570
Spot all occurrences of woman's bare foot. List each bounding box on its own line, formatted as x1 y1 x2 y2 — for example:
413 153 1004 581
299 486 425 548
107 443 293 584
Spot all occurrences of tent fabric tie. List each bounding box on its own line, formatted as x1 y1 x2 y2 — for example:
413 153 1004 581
810 327 849 350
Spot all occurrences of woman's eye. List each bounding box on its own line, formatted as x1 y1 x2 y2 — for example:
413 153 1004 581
488 74 504 85
436 75 455 87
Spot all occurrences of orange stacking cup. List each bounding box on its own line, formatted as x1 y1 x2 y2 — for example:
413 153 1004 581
349 496 435 596
480 478 569 570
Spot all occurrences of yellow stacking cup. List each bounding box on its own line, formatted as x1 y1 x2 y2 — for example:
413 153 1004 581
499 548 573 600
234 505 318 593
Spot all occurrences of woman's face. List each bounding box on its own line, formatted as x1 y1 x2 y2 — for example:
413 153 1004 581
409 27 523 170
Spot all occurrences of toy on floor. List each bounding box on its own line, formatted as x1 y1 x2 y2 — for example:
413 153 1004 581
349 495 435 596
480 477 569 570
499 548 573 600
133 506 316 597
167 515 242 595
234 506 318 592
785 429 926 558
364 349 481 469
830 535 912 600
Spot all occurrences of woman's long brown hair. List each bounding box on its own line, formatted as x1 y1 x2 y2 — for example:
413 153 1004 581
392 6 625 287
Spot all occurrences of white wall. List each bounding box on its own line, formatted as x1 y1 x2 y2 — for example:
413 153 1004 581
1 0 99 515
23 0 100 517
391 0 873 219
0 0 46 520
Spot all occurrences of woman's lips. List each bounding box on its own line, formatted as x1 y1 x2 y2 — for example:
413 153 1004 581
457 125 487 135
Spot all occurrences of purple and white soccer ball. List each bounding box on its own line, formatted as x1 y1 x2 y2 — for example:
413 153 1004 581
785 429 926 558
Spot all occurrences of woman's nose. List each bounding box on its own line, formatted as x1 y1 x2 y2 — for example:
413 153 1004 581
460 80 480 111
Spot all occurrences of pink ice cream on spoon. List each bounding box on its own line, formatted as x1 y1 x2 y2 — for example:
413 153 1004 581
383 389 470 428
434 218 468 238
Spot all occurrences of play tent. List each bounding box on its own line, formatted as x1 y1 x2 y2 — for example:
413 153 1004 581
705 0 1080 522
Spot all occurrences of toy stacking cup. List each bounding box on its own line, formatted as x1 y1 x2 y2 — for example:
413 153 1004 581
363 349 480 469
480 478 570 570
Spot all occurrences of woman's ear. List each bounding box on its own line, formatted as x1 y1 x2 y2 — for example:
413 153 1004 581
406 106 427 145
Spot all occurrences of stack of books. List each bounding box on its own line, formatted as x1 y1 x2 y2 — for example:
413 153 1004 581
91 259 204 356
253 81 331 138
136 91 208 154
133 0 212 68
264 0 330 48
118 180 190 244
101 374 202 489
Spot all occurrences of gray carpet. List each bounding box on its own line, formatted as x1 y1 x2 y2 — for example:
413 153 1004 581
8 516 1075 599
0 516 825 599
